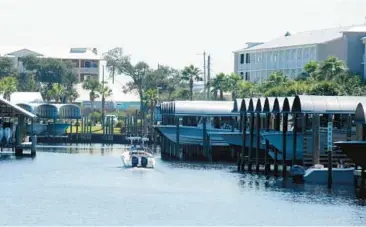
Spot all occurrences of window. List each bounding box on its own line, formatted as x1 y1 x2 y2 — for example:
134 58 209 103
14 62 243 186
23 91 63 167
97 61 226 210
84 61 91 68
245 53 250 63
240 54 244 64
240 72 244 79
245 72 250 81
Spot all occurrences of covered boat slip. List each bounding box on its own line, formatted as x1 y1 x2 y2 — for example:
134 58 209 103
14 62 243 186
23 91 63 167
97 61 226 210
16 103 81 136
0 97 37 156
156 100 241 161
157 96 365 168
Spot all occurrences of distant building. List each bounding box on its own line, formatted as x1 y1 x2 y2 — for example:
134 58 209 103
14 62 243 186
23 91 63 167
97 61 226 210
234 25 366 82
2 47 103 82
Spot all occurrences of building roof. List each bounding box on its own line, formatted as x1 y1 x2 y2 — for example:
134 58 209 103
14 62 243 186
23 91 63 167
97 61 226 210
0 97 36 118
0 46 102 60
10 92 43 104
234 25 361 52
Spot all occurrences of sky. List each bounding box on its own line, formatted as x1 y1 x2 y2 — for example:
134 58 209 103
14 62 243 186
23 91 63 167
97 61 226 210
0 0 365 77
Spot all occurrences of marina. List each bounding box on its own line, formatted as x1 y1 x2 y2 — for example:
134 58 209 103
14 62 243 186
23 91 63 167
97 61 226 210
155 95 366 193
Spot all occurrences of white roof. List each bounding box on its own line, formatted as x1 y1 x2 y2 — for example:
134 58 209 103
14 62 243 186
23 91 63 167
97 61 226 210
343 25 366 33
75 75 140 102
0 46 101 60
10 92 43 104
235 25 361 52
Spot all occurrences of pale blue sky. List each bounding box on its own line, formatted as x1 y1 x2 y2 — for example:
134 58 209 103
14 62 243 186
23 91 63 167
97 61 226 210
0 0 365 76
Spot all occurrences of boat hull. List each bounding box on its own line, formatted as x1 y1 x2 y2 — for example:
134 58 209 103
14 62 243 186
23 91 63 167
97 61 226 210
156 125 234 146
121 152 155 168
304 167 355 185
27 123 70 135
334 141 366 169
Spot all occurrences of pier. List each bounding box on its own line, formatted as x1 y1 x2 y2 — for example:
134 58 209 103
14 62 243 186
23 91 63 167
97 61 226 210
155 95 366 191
0 97 37 157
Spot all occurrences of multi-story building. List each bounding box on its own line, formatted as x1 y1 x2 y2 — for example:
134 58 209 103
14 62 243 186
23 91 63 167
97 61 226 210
2 47 103 82
234 25 366 83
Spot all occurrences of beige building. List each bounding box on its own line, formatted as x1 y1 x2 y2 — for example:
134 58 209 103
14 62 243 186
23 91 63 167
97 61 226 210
2 47 103 82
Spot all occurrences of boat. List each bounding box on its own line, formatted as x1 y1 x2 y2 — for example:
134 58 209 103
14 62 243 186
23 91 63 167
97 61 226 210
155 118 236 146
263 129 356 161
26 123 70 135
121 136 155 168
334 141 366 169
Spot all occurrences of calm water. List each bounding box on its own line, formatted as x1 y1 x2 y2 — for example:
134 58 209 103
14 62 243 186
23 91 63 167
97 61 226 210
0 144 366 226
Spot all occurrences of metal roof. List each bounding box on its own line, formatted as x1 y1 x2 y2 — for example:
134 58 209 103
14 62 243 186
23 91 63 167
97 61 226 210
255 97 267 112
355 102 366 124
239 98 251 113
167 101 236 116
247 98 259 113
282 97 295 113
235 25 356 52
232 99 243 112
0 97 36 118
263 97 277 113
291 95 366 114
16 103 82 119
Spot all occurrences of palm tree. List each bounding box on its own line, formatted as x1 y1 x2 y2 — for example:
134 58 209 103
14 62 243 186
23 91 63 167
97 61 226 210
82 78 101 111
98 84 113 126
0 76 17 101
210 73 226 100
144 89 158 133
50 83 66 103
225 73 242 100
317 56 346 81
181 65 201 100
66 87 79 103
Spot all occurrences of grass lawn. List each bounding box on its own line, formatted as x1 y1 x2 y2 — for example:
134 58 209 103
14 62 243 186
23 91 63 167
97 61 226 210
66 125 121 134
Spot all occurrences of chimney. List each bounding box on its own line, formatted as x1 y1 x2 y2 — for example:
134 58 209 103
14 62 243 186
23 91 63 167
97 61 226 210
92 48 98 55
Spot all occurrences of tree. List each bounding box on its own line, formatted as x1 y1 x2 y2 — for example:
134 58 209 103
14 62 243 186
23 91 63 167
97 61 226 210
309 81 342 96
104 47 129 84
210 73 226 100
225 73 242 100
65 87 79 103
0 76 17 100
98 84 113 126
0 58 16 78
82 78 101 111
181 65 201 100
143 88 158 134
316 56 346 81
50 83 66 103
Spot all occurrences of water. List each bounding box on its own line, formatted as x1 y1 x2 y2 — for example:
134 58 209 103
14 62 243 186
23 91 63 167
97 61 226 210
0 144 366 226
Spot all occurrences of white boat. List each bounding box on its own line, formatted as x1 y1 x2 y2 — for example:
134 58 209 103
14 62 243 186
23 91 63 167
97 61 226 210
121 136 155 168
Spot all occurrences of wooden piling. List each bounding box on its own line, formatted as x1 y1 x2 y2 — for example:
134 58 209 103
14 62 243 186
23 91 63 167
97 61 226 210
248 113 255 172
255 113 261 172
241 114 248 172
327 114 334 188
282 113 288 179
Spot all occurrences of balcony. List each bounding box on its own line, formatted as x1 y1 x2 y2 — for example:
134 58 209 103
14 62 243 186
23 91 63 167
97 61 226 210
73 67 99 74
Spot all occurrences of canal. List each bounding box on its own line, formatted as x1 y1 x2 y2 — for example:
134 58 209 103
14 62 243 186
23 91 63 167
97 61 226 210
0 144 365 225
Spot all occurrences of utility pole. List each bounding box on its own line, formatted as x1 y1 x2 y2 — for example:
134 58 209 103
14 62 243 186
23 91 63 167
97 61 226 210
207 55 211 100
203 51 206 100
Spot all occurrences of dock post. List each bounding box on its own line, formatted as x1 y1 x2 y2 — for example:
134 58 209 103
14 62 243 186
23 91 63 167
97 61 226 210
312 114 321 165
248 113 254 172
31 135 37 156
175 116 180 160
327 114 334 189
274 113 280 176
360 168 366 199
255 112 261 172
292 113 298 166
264 113 271 174
347 114 352 141
241 114 248 172
282 113 288 179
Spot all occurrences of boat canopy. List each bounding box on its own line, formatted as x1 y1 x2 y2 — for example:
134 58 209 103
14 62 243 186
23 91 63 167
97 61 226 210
16 103 81 119
161 100 236 116
291 95 366 114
